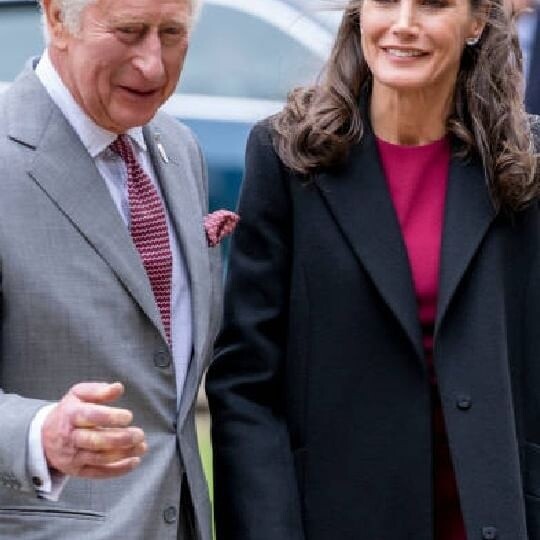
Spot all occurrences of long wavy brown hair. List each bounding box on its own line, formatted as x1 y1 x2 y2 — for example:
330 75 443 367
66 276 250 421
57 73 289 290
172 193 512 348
271 0 539 210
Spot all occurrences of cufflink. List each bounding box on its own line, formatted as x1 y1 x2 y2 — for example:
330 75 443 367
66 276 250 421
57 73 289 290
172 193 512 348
32 476 43 488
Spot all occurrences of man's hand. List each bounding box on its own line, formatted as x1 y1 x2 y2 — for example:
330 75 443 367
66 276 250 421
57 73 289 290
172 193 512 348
42 382 147 479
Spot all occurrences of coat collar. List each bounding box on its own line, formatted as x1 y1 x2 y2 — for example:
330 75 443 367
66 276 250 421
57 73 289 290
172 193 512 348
314 94 496 363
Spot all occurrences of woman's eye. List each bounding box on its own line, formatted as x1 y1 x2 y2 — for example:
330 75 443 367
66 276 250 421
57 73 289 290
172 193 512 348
421 0 449 7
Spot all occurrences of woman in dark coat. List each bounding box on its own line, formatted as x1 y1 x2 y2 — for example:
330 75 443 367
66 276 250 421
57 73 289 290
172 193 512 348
206 0 540 538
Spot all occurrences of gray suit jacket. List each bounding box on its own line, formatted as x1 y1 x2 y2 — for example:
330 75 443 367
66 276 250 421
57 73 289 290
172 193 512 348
0 64 221 540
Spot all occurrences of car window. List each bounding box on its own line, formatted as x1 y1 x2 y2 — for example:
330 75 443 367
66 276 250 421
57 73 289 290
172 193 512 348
178 4 325 101
0 3 43 83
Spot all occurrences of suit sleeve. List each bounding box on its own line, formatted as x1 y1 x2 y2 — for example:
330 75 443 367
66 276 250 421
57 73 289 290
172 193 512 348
206 122 304 540
0 195 52 494
0 392 51 493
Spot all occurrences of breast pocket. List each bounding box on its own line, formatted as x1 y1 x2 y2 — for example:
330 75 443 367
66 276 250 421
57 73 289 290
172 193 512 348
0 506 106 539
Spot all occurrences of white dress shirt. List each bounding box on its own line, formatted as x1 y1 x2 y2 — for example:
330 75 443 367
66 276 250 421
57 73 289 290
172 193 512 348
27 49 193 499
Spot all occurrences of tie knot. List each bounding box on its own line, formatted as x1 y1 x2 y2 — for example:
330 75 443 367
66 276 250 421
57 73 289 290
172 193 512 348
109 134 133 162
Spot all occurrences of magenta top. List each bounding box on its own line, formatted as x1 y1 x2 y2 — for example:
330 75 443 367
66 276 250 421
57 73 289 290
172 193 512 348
376 136 466 540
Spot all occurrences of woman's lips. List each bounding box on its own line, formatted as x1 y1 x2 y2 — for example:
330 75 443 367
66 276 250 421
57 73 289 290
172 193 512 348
382 47 429 58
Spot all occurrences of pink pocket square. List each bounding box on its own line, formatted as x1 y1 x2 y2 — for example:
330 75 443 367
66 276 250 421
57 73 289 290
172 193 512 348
204 210 240 247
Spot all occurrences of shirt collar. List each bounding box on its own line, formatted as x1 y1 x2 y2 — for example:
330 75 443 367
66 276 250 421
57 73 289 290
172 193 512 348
35 49 147 158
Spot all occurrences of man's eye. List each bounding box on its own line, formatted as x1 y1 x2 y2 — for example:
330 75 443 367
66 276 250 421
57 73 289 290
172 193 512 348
119 26 142 34
115 25 145 42
162 26 181 34
160 26 186 44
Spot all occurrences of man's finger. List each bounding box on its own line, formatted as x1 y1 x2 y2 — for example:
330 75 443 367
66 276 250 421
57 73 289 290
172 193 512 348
72 427 145 451
72 403 133 428
77 457 142 479
74 443 148 467
70 382 124 404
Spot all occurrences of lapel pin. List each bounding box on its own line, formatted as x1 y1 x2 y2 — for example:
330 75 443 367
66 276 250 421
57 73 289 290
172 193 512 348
154 132 169 164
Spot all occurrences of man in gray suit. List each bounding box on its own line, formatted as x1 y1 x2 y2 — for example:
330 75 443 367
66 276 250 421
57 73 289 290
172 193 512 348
0 0 222 538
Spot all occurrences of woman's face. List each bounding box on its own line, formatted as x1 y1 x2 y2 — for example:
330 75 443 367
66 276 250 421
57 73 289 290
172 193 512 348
360 0 484 93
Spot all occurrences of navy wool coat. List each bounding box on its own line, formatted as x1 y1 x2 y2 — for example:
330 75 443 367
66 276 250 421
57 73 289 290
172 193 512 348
207 118 540 540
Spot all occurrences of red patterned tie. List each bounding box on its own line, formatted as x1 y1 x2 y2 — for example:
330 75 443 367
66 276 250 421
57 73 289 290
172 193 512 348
110 134 172 344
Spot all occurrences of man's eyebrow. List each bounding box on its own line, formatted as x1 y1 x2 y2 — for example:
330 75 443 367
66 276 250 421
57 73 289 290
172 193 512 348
108 14 190 26
108 16 146 26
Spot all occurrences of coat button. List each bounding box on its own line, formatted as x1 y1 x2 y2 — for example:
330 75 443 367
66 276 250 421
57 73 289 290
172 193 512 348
163 506 177 524
154 350 171 368
456 395 472 410
32 476 43 488
482 526 498 539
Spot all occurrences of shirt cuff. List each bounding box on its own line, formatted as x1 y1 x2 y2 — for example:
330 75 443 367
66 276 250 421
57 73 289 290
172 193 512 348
27 403 69 501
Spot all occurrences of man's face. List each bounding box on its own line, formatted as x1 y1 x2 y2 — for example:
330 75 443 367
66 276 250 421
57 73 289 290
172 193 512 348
47 0 191 133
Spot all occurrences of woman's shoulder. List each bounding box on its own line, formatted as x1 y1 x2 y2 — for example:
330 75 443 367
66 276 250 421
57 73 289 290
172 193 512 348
246 116 298 176
244 117 294 181
248 118 276 149
248 85 320 150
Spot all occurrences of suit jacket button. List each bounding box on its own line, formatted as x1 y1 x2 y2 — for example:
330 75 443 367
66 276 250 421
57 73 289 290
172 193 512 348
163 506 177 524
456 395 472 410
482 526 498 539
154 350 171 368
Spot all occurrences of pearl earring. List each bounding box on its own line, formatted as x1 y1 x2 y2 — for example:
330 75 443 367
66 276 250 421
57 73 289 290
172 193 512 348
466 35 480 46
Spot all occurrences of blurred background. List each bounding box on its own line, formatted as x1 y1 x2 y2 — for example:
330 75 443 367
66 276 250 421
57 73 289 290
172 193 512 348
0 0 342 501
0 0 341 215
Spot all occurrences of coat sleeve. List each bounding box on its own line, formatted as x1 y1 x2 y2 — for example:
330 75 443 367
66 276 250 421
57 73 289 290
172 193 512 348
206 121 304 540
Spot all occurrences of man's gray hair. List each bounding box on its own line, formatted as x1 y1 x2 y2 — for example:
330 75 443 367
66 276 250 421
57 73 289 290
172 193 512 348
40 0 201 37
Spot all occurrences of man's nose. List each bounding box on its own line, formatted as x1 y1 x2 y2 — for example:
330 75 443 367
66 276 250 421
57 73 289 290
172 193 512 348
133 31 166 82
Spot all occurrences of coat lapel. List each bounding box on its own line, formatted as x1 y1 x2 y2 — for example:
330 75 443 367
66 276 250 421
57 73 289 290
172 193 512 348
144 122 211 379
314 132 424 361
6 69 165 340
435 152 496 335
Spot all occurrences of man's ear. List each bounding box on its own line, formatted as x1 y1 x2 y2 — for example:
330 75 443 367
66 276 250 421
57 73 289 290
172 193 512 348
41 0 70 50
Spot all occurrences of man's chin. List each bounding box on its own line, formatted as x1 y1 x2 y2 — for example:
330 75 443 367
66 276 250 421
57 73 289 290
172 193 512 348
108 110 160 133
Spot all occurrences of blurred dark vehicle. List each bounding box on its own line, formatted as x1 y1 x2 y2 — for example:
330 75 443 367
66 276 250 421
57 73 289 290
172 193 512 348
0 0 337 213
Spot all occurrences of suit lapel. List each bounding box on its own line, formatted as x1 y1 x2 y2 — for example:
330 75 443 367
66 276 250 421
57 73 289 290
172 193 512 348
314 132 424 361
145 123 211 375
435 152 496 335
6 70 165 340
